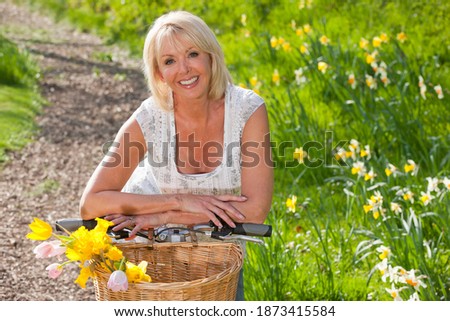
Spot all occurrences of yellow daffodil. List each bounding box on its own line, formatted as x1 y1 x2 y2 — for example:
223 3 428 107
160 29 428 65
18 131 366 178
299 0 313 9
359 37 369 49
282 42 292 52
286 195 297 213
365 51 377 64
300 43 310 55
250 76 259 88
240 14 247 26
404 159 418 176
318 61 328 74
303 24 312 34
272 69 280 86
238 83 246 88
270 36 278 48
74 265 92 289
372 36 382 47
27 217 52 241
126 261 152 283
380 33 389 43
319 35 330 45
293 147 307 163
106 246 124 261
397 32 407 43
363 204 373 214
373 211 380 219
296 28 304 37
434 85 444 99
290 20 297 30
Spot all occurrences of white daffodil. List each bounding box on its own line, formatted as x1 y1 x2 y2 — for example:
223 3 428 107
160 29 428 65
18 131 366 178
294 68 307 85
404 159 419 176
352 161 367 177
426 177 440 193
390 202 402 215
385 163 399 177
443 177 450 190
386 284 404 301
433 84 444 99
376 245 391 260
420 191 434 206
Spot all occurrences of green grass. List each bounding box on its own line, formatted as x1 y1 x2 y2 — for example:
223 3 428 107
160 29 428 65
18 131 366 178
23 0 450 300
0 34 43 163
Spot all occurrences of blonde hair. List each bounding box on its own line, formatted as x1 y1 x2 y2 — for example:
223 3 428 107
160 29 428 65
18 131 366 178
143 11 232 110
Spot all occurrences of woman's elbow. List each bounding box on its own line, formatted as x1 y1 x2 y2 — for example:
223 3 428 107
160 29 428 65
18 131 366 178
79 193 98 220
248 205 271 224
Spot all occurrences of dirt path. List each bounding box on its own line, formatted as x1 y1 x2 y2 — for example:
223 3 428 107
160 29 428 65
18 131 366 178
0 0 148 300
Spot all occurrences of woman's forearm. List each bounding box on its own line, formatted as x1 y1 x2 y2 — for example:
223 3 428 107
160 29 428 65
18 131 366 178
80 191 180 220
165 211 210 226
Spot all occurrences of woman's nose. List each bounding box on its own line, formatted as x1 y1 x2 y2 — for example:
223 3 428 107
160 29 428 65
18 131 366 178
180 59 190 74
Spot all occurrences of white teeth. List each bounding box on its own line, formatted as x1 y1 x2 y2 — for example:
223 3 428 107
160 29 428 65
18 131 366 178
180 77 198 85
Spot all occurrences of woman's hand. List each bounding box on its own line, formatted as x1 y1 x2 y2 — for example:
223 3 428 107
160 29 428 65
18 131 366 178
177 194 247 228
105 213 167 238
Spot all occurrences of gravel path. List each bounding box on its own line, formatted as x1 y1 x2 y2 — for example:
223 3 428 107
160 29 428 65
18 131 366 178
0 0 148 300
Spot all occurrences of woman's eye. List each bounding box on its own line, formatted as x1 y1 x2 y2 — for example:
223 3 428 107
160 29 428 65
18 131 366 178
189 52 199 58
165 59 174 65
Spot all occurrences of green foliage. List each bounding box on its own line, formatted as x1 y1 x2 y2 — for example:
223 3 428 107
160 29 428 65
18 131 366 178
0 34 40 87
26 0 450 300
0 34 43 163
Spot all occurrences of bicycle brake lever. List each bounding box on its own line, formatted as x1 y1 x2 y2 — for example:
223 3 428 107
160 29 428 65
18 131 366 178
218 234 264 245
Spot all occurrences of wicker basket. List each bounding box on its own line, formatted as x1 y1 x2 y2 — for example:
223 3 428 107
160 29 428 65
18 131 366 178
93 242 243 301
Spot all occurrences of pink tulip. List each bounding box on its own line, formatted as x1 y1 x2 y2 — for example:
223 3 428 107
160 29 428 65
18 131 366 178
46 263 63 279
107 270 128 292
33 240 66 258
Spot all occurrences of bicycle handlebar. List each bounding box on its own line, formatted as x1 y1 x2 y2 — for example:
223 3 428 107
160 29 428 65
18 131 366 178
55 218 272 244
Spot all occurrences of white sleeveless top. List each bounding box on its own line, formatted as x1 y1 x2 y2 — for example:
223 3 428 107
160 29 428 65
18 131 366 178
122 84 264 196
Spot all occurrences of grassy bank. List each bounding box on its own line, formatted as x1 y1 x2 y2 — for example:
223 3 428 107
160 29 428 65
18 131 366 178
25 0 449 300
0 34 43 163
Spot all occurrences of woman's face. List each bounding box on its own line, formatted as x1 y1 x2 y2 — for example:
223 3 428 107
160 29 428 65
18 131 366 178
157 35 212 102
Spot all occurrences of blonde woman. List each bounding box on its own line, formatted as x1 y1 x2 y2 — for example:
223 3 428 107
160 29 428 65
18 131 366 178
80 11 273 300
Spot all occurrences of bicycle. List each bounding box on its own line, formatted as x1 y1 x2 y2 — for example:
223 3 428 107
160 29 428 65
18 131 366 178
55 217 272 300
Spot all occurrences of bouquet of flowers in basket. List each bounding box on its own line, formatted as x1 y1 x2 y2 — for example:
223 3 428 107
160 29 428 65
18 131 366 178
26 217 151 292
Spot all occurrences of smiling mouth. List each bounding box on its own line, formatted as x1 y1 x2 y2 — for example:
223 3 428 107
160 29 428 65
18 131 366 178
179 76 198 86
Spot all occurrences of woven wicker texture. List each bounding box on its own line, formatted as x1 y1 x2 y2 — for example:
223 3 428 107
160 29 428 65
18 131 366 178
93 242 243 301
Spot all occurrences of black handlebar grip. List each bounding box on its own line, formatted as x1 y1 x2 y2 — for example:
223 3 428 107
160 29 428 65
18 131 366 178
55 218 97 232
232 223 272 237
